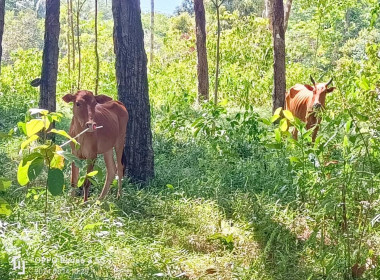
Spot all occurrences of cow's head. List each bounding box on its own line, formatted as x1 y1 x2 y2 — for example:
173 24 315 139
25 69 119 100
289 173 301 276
63 90 112 132
308 75 335 110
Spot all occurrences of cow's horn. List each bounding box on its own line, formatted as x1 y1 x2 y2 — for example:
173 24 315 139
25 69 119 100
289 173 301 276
326 77 333 87
310 75 316 86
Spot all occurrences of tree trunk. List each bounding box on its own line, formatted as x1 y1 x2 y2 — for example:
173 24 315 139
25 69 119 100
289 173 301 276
264 0 273 31
283 0 293 32
94 0 99 95
214 4 221 104
0 0 5 75
39 0 60 112
112 0 154 182
76 0 81 90
150 0 154 64
271 0 286 113
66 0 71 91
194 0 209 102
69 0 75 76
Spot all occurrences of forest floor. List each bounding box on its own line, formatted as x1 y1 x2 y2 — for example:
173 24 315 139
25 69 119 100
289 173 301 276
0 99 365 279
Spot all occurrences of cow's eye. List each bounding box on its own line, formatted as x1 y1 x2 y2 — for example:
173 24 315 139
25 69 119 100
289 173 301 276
76 102 80 107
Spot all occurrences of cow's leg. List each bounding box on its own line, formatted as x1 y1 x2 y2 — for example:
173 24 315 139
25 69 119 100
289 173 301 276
71 162 79 197
98 150 116 200
83 158 96 202
115 143 125 199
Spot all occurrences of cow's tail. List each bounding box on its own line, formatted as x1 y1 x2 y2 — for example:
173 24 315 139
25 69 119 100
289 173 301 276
121 149 127 176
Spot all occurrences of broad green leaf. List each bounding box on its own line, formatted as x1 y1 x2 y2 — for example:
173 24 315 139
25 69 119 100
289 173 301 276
279 118 288 132
26 119 44 137
78 176 86 187
17 160 32 186
0 178 11 191
50 145 64 170
283 110 294 122
47 168 64 196
0 198 11 216
289 156 300 163
270 114 280 123
27 156 44 181
273 107 282 116
259 118 271 126
42 117 51 130
21 135 39 150
274 128 281 142
87 171 98 177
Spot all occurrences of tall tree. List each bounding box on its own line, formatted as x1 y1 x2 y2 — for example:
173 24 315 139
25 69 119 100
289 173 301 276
94 0 99 95
211 0 225 104
112 0 154 182
194 0 209 102
39 0 60 112
284 0 293 32
0 0 5 75
150 0 154 64
271 0 285 113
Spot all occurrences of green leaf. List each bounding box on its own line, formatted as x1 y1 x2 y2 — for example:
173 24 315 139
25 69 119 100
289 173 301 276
17 122 27 135
259 118 271 126
18 160 31 186
56 151 83 168
283 110 294 122
345 120 352 133
21 135 39 150
279 118 288 132
29 108 49 116
0 198 11 216
273 107 282 116
289 156 300 163
26 119 44 137
266 143 282 149
166 184 174 189
343 135 349 148
274 128 281 142
270 114 280 123
47 168 64 196
86 170 98 177
0 178 12 191
27 156 44 181
83 222 103 230
50 129 78 146
78 176 86 187
50 145 65 170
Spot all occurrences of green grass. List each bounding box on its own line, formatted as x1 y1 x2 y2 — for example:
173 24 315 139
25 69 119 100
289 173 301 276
0 97 379 279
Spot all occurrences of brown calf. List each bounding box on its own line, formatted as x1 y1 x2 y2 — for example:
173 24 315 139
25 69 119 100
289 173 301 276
285 76 335 141
63 90 129 201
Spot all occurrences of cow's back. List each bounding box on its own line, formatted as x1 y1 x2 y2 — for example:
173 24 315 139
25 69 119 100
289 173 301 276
285 84 313 122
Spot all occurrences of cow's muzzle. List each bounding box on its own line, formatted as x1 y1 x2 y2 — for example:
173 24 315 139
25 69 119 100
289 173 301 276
313 103 322 110
85 121 97 132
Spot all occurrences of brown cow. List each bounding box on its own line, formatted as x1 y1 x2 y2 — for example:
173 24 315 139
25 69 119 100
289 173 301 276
62 90 129 201
285 76 335 141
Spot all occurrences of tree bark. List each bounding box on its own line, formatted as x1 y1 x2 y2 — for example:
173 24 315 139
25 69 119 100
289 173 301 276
194 0 209 102
0 0 5 75
271 0 286 113
94 0 99 95
283 0 293 32
150 0 154 64
112 0 154 182
39 0 60 112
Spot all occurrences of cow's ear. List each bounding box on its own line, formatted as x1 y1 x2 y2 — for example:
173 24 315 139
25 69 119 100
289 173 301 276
327 87 336 93
62 94 75 103
304 84 314 91
95 95 113 104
